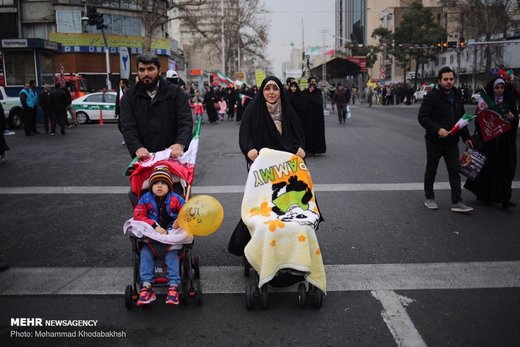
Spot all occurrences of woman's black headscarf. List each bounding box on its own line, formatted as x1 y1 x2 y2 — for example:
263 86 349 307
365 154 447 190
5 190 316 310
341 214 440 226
239 76 305 162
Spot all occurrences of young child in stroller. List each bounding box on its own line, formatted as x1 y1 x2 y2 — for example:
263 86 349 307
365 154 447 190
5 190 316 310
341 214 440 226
131 166 191 306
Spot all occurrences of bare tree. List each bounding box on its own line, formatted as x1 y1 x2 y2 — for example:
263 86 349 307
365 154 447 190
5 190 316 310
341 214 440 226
140 0 206 51
176 0 270 75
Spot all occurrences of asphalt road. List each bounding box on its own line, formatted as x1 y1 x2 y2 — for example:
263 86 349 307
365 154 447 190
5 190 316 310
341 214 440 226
1 102 519 346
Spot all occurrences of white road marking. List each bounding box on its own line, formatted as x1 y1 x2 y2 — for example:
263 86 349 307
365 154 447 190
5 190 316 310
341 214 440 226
372 290 427 347
0 261 519 295
1 181 519 194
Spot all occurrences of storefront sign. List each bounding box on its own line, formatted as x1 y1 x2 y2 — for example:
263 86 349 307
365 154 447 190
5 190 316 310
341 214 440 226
1 39 28 48
49 33 169 50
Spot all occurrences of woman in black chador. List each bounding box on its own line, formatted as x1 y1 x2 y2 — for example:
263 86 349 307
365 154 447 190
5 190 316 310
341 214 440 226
303 82 327 155
464 77 518 208
238 76 306 165
229 76 306 256
286 81 307 129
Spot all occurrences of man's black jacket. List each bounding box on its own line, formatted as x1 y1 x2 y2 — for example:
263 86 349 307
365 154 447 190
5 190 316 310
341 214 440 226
121 78 193 158
418 86 471 145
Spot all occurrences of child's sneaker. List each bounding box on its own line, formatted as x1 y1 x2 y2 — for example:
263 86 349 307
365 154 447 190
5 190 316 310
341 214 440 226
165 285 179 305
136 286 156 306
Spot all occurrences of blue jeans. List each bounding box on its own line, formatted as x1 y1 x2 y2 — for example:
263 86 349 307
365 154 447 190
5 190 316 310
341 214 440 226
140 244 180 286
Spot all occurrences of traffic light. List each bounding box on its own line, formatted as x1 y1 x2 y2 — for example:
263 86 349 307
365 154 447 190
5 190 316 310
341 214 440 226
95 12 105 30
459 37 465 49
87 6 98 26
442 41 448 50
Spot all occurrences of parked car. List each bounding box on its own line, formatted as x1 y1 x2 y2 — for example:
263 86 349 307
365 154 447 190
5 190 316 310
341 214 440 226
413 85 433 103
470 92 480 104
71 92 117 124
0 86 23 129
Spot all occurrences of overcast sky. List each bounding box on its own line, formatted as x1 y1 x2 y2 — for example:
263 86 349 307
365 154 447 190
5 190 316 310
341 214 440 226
262 0 336 77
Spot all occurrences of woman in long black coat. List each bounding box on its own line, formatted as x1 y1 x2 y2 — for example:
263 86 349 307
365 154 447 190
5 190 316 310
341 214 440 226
203 86 219 123
464 77 518 208
286 81 307 129
303 82 327 155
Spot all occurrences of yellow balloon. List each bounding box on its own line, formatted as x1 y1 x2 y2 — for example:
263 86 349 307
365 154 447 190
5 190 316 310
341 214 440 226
177 195 224 236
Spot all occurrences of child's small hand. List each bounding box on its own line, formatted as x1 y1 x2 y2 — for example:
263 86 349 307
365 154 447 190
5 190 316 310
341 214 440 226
155 226 167 235
173 220 180 229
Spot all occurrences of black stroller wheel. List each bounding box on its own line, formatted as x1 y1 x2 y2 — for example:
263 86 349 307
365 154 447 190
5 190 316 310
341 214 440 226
245 283 254 309
192 255 200 279
180 280 189 306
125 284 136 309
243 256 251 277
298 283 307 308
195 280 203 306
311 286 324 309
260 285 268 309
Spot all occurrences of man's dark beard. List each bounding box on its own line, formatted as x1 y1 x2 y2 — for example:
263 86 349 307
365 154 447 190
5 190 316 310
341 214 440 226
140 76 159 91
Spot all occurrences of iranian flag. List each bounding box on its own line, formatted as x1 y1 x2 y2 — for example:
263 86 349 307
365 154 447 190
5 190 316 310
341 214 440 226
125 117 202 195
448 112 475 135
476 87 509 116
217 71 234 84
240 93 252 106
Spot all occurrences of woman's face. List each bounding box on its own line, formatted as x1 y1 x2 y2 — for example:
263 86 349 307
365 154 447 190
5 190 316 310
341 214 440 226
309 85 316 92
494 83 505 97
290 85 297 93
263 82 281 104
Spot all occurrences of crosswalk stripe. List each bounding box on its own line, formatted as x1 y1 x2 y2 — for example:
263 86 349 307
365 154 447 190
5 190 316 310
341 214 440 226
1 182 519 195
372 290 427 347
0 261 519 295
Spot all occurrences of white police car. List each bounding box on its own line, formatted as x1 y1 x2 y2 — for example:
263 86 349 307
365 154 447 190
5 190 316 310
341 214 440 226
71 92 117 124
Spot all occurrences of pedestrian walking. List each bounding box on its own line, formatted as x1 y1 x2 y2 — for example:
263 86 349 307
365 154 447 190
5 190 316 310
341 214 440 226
303 82 326 155
418 66 474 213
49 82 69 135
120 51 193 161
332 83 350 124
0 103 9 162
203 86 219 124
367 87 373 107
115 78 130 144
218 96 227 121
19 80 39 136
39 84 52 134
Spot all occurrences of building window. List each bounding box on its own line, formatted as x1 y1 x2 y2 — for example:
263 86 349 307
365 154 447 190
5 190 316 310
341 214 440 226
39 51 55 86
24 23 50 39
0 0 15 5
85 14 141 36
450 54 454 64
4 50 36 86
57 10 83 33
441 57 447 65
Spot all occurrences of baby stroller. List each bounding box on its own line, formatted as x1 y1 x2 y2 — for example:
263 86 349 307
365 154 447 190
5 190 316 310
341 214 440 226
123 152 203 309
237 149 326 309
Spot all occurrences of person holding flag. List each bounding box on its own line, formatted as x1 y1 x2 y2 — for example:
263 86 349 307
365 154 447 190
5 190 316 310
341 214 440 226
464 77 518 209
418 66 474 213
121 52 193 160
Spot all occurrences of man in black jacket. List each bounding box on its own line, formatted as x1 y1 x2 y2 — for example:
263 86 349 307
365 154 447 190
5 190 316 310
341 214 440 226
418 66 474 213
121 52 193 160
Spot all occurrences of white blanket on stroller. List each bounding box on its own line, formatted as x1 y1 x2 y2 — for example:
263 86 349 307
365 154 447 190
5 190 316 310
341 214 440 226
242 149 326 293
123 219 193 250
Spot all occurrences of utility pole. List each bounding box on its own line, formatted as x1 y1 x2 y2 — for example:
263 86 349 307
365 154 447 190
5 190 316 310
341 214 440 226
319 28 328 86
221 0 226 75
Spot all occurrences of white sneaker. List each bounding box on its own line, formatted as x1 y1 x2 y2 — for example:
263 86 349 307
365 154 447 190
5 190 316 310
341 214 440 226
451 202 474 213
424 199 438 210
3 130 15 136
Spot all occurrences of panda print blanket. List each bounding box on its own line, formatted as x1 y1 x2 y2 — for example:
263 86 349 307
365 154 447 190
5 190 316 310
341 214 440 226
242 149 326 293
